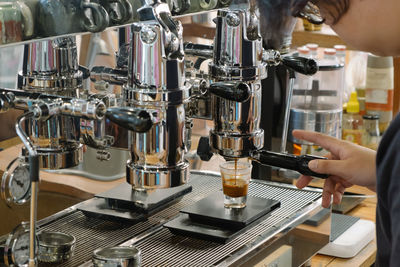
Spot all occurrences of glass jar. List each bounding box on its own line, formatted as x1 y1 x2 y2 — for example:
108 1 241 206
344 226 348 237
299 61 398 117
289 49 344 155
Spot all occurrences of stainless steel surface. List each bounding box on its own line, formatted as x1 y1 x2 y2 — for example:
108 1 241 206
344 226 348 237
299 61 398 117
209 9 267 81
127 24 184 91
20 37 83 93
122 16 190 189
92 246 141 267
32 146 83 170
28 115 80 149
33 171 327 267
127 105 189 189
46 147 128 181
38 232 76 263
208 9 266 158
289 106 342 145
126 160 189 188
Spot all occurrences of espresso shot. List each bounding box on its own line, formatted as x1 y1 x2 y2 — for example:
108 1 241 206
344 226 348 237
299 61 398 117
220 160 252 209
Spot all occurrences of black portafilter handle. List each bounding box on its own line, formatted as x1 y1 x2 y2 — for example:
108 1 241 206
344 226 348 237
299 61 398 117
105 107 153 133
209 82 250 102
250 150 329 179
281 56 318 76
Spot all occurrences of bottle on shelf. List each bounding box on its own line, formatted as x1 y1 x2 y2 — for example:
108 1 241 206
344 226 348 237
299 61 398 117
334 45 347 65
334 45 350 104
306 43 318 59
365 54 394 133
342 91 363 145
362 114 380 150
297 46 310 57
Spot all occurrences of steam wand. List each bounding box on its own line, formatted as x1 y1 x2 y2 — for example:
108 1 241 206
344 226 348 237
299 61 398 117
15 111 39 267
280 70 296 153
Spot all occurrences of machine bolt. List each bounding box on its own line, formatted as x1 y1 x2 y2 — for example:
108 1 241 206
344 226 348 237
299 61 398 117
140 26 157 44
226 12 240 27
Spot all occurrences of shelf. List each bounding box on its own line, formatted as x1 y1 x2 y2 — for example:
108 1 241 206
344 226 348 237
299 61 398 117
292 24 350 49
0 7 216 48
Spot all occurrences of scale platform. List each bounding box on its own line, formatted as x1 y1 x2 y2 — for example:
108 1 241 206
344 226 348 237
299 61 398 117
165 191 280 243
78 183 192 223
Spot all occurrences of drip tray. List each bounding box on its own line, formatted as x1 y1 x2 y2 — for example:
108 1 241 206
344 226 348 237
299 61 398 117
165 191 280 243
78 183 192 223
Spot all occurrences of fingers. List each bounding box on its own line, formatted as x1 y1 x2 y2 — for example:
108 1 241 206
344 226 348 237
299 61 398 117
321 178 335 208
320 178 347 208
296 176 346 208
308 158 348 178
333 183 345 204
292 130 346 156
296 175 313 189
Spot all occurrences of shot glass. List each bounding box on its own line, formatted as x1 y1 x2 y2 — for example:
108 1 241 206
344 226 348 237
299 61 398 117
220 161 252 209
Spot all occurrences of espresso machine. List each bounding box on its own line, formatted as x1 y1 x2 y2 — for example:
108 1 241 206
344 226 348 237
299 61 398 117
0 1 333 266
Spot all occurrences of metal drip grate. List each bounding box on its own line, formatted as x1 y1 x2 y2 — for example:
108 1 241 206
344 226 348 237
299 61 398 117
37 172 321 267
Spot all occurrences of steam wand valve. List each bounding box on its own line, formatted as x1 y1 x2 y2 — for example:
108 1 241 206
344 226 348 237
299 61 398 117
250 150 329 179
262 50 318 76
105 107 154 133
209 82 251 102
281 56 318 76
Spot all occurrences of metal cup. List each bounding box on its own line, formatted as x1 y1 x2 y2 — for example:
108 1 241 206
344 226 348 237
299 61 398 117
0 1 33 44
220 161 252 209
37 0 109 36
92 246 141 267
37 231 76 263
94 0 133 25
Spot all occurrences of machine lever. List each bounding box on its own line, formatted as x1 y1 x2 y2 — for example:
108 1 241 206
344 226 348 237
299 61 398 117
209 82 250 102
105 107 153 133
250 150 329 179
281 56 318 76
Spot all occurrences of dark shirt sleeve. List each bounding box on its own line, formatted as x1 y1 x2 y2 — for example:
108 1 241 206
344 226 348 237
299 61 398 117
376 114 400 266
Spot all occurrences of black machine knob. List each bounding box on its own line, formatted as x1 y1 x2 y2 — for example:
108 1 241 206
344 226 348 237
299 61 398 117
197 136 213 161
209 82 250 102
281 56 318 76
105 107 153 133
250 150 329 179
78 65 90 79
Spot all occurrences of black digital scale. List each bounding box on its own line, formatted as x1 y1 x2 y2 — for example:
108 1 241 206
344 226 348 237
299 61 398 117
164 191 280 243
77 183 192 223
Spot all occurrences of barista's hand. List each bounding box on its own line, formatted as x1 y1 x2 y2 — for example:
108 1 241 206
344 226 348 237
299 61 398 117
292 130 377 208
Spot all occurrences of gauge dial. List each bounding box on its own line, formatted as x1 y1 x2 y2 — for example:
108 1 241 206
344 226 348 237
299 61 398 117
9 164 30 204
11 231 30 265
4 222 38 266
1 157 31 205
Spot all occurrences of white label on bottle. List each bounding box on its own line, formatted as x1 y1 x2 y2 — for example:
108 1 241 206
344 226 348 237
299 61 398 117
366 68 394 89
365 89 388 104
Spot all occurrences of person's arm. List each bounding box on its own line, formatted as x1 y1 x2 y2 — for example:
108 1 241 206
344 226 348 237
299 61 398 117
292 130 377 208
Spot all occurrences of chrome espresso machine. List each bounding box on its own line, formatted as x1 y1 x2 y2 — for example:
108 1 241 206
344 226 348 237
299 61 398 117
0 0 331 266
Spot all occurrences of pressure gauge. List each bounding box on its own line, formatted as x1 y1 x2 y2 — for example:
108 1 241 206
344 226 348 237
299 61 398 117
1 157 31 206
3 222 38 266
